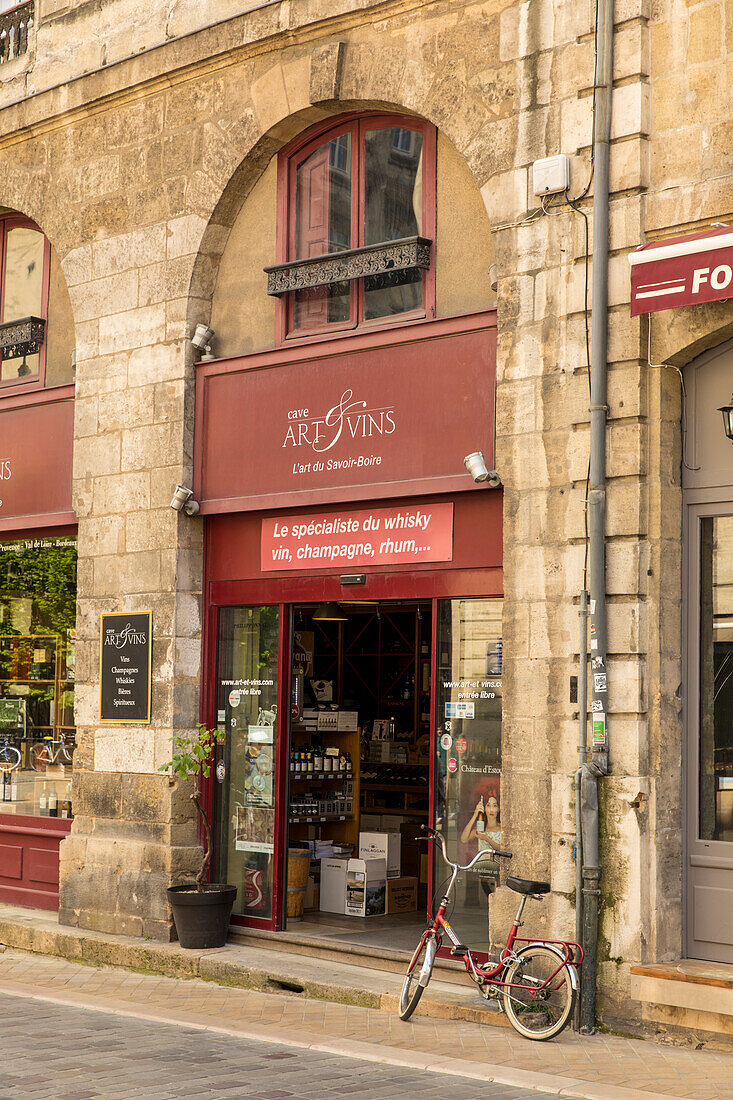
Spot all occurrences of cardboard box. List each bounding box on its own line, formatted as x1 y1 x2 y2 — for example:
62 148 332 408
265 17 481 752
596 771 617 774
305 875 319 910
319 856 350 914
387 875 418 914
360 814 383 831
345 857 387 917
359 831 401 878
337 710 359 731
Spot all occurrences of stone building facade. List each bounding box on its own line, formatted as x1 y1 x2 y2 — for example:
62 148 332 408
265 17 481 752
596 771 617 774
0 0 732 1040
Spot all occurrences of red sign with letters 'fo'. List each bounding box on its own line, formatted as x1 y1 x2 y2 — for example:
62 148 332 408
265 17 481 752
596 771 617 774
629 226 733 316
261 502 453 572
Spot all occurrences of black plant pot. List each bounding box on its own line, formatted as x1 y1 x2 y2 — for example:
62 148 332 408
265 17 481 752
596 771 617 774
167 883 237 949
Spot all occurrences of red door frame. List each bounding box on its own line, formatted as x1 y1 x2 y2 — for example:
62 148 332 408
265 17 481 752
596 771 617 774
202 536 503 932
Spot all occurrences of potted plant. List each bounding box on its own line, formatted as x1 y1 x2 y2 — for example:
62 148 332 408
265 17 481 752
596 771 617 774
159 724 236 949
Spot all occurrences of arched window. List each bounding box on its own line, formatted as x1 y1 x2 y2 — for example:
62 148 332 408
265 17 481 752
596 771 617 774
268 114 436 342
0 215 50 388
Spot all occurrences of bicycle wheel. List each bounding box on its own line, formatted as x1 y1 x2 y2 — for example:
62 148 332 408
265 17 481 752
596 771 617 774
0 746 21 773
399 931 439 1021
502 944 576 1040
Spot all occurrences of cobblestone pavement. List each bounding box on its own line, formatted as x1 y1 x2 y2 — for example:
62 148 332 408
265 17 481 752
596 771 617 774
0 949 731 1099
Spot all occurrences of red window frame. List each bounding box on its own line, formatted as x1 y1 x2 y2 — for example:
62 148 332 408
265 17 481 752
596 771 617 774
0 215 52 396
276 113 437 346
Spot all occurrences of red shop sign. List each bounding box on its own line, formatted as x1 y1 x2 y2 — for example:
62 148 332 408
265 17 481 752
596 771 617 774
261 502 453 572
629 227 733 316
195 317 496 513
0 391 75 531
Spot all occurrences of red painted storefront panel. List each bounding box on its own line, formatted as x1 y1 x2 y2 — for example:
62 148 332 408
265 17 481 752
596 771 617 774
208 490 502 603
0 386 76 531
0 815 71 910
195 314 496 514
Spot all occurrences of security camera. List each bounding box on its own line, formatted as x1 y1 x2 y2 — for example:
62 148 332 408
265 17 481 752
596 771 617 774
464 452 502 487
191 324 215 360
489 263 498 292
170 485 200 516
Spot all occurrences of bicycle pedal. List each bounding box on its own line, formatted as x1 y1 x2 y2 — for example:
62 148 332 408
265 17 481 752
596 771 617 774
450 945 468 957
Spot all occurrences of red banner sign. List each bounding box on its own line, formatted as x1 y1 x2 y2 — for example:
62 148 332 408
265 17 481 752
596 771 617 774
630 227 733 316
195 318 495 513
0 392 75 531
261 502 454 572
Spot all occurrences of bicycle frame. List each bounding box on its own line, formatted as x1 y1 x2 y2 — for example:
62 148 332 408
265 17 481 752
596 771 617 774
421 829 583 997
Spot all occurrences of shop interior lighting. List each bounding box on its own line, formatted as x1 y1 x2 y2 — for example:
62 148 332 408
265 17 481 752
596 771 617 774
312 602 349 622
463 451 502 486
718 394 733 442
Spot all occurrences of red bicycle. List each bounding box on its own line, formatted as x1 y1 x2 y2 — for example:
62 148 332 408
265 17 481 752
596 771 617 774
399 825 583 1041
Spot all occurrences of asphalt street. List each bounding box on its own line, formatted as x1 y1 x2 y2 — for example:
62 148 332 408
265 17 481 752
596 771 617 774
0 991 562 1100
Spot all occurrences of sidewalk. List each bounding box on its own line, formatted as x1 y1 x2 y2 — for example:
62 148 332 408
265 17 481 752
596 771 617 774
1 904 733 1099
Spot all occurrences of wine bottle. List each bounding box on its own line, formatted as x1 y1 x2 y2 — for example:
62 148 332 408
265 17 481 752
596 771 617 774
49 786 58 818
476 798 487 834
39 784 48 816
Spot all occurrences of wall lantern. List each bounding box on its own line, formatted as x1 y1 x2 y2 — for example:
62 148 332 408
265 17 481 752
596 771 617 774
719 395 733 443
312 602 349 622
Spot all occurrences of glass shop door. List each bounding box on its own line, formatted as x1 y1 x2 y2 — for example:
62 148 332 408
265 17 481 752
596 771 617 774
212 605 288 930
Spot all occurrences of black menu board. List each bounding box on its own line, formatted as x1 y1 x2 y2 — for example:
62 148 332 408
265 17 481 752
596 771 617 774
100 612 152 723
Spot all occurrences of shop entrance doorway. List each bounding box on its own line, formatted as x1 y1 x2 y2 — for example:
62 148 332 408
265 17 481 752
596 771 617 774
210 589 504 956
286 600 432 951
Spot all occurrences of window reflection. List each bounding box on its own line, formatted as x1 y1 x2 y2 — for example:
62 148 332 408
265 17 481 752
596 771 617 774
435 598 502 952
364 127 423 320
1 226 44 383
294 134 352 329
215 606 280 919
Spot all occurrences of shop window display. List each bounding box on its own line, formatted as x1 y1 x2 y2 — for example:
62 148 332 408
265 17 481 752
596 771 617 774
0 535 76 818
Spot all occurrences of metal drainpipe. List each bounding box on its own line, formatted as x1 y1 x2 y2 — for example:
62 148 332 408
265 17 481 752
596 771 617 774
574 590 588 1031
580 0 614 1034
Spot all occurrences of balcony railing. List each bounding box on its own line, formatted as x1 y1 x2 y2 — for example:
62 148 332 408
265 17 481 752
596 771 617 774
0 1 33 64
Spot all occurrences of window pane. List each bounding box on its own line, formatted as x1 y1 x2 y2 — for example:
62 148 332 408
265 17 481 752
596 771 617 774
293 135 352 330
699 517 733 841
363 127 423 319
215 606 280 920
3 226 44 322
0 536 77 819
434 598 503 953
0 226 44 383
1 352 39 384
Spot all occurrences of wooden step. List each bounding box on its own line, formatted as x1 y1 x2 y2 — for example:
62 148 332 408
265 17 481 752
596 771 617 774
630 960 733 1043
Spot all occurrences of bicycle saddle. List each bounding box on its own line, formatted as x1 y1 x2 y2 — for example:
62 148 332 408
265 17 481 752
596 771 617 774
506 876 550 895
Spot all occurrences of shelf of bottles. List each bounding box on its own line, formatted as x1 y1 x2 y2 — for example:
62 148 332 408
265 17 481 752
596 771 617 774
0 633 75 818
289 740 355 821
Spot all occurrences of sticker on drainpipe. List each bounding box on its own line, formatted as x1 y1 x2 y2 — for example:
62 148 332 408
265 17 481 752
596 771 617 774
592 714 606 746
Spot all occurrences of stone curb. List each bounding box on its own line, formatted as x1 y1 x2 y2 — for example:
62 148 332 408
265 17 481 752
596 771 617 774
0 912 505 1021
0 980 674 1100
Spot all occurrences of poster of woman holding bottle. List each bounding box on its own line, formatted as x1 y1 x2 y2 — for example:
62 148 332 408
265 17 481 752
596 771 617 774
460 779 501 893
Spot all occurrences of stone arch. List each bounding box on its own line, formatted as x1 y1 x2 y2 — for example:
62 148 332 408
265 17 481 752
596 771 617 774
186 39 508 335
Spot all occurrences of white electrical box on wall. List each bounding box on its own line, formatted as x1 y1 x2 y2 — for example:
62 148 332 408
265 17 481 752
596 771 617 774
532 154 570 196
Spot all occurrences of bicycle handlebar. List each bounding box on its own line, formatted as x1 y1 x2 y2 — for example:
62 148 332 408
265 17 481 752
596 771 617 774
418 824 513 872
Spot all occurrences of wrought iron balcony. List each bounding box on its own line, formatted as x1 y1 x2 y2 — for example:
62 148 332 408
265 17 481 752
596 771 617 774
265 236 432 297
0 316 45 360
0 1 34 64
